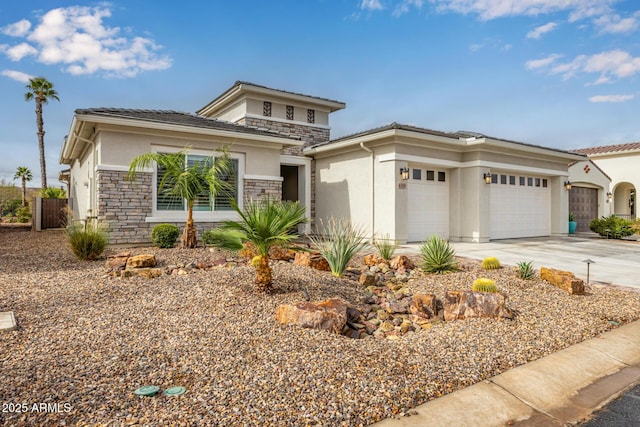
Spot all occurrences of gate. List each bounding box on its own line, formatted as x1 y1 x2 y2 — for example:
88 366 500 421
41 198 68 229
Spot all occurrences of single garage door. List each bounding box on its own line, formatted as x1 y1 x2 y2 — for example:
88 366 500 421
490 173 550 239
569 186 598 232
407 166 449 242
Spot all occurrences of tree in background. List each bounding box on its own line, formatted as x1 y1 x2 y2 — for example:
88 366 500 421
25 77 59 190
13 166 32 207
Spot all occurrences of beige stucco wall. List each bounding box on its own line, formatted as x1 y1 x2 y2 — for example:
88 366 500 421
211 101 247 123
245 97 330 126
588 154 639 218
68 144 93 219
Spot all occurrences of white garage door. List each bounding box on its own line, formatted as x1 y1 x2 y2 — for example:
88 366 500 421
490 173 550 240
407 167 449 242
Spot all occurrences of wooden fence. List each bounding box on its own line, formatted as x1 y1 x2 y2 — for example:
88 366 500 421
41 198 68 229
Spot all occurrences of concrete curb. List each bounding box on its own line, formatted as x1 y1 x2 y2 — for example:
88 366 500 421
371 321 640 427
0 311 17 332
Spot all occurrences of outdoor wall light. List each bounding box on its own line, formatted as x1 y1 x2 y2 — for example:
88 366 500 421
564 181 572 190
483 172 492 184
607 192 613 201
400 167 410 180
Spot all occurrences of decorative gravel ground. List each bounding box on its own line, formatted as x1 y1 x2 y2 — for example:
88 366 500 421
1 227 640 426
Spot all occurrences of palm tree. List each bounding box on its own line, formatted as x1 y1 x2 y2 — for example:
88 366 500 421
207 199 307 293
13 166 32 207
127 147 230 248
25 77 60 190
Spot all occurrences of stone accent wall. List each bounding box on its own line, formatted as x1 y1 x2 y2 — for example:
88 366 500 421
239 117 329 147
97 170 153 245
244 179 282 202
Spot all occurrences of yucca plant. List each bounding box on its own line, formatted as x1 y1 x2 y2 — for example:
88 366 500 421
472 278 498 293
517 260 535 280
419 235 458 274
67 221 108 260
482 257 501 270
373 233 398 260
206 198 307 293
308 217 368 277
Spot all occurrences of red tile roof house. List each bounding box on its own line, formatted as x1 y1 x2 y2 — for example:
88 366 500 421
59 81 586 245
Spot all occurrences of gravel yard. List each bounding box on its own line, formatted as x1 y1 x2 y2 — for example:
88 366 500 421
1 227 640 426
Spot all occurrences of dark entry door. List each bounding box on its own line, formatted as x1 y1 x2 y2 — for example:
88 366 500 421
569 187 597 232
280 165 299 202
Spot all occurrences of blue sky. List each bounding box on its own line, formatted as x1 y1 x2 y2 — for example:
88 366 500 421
1 0 639 188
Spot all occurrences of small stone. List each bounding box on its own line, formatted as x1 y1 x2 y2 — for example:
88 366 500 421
379 321 395 333
359 272 377 286
377 310 390 321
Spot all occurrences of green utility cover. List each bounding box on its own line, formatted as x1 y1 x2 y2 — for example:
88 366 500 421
163 386 186 396
134 385 159 397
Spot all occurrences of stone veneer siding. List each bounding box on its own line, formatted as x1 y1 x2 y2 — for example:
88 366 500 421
244 178 282 202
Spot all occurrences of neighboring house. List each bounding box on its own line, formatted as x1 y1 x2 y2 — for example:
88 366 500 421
574 143 640 222
567 160 612 232
59 81 586 244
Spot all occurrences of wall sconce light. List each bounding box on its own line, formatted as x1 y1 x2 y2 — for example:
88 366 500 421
483 172 492 184
607 192 613 201
400 167 409 180
564 181 572 190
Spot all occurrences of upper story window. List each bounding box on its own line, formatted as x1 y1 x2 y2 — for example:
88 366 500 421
263 101 272 117
307 109 315 124
286 105 294 120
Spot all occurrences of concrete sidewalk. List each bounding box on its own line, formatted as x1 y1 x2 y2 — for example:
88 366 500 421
371 321 640 427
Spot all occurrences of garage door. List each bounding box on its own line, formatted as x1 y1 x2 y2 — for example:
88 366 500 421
569 187 598 232
407 167 449 242
490 173 550 239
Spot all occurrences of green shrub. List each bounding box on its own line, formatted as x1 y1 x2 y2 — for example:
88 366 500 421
481 257 501 270
472 278 498 293
420 235 458 274
67 222 108 260
151 223 180 248
568 212 575 222
373 234 398 260
517 260 535 280
308 218 368 277
589 215 634 239
16 206 31 223
39 187 67 198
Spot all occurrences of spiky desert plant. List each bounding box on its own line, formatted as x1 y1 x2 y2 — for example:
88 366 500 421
67 221 108 260
482 257 501 270
206 199 307 293
517 260 536 280
308 217 368 277
419 235 458 274
472 278 498 293
373 233 398 260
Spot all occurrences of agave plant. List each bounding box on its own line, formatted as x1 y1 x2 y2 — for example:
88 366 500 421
308 218 368 277
517 260 536 280
419 235 458 274
206 198 307 293
372 233 398 261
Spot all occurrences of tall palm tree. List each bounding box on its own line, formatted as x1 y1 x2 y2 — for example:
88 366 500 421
207 199 307 293
127 147 230 248
25 77 59 190
13 166 32 207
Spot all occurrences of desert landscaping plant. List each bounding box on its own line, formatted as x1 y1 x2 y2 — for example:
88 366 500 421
39 187 67 198
589 215 634 239
419 235 458 274
472 278 498 293
373 233 398 261
517 260 536 280
207 198 307 293
67 222 108 260
482 257 501 270
13 166 32 207
308 217 368 278
151 223 180 248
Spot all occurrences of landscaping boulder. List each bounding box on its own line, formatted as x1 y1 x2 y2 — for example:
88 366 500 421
390 255 415 270
410 293 437 319
121 268 164 279
443 291 513 321
358 271 377 286
364 254 386 267
276 298 348 334
126 254 157 269
105 251 131 275
293 251 331 271
540 267 585 295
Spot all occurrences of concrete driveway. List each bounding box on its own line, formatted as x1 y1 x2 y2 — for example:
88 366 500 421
401 236 640 289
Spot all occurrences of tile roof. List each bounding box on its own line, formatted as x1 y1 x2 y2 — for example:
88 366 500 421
74 108 301 140
574 142 640 155
233 81 345 106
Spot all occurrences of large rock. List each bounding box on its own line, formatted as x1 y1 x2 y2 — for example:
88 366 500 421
105 251 131 275
390 255 415 270
364 254 386 267
269 246 297 261
293 251 331 271
276 298 348 334
410 293 437 319
540 267 585 295
443 291 513 321
120 268 164 279
126 254 157 269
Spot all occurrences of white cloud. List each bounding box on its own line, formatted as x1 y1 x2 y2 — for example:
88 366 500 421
527 22 558 39
594 11 640 34
393 0 424 16
589 94 635 102
1 69 35 83
1 19 31 37
361 0 384 10
525 53 562 70
0 6 171 78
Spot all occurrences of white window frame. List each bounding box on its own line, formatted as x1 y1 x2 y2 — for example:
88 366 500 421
145 146 245 223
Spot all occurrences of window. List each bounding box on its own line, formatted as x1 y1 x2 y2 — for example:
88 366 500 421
535 178 541 187
412 169 422 180
500 175 507 185
519 176 525 186
426 170 435 181
263 101 272 117
509 175 516 185
491 174 498 184
286 105 294 120
307 109 315 123
542 179 548 188
527 177 533 186
156 153 239 213
438 171 446 182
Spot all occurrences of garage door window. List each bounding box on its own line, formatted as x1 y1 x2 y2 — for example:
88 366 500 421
510 175 516 185
500 175 507 184
542 179 548 188
519 176 525 186
412 169 422 180
426 170 435 181
438 171 446 182
527 177 533 186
